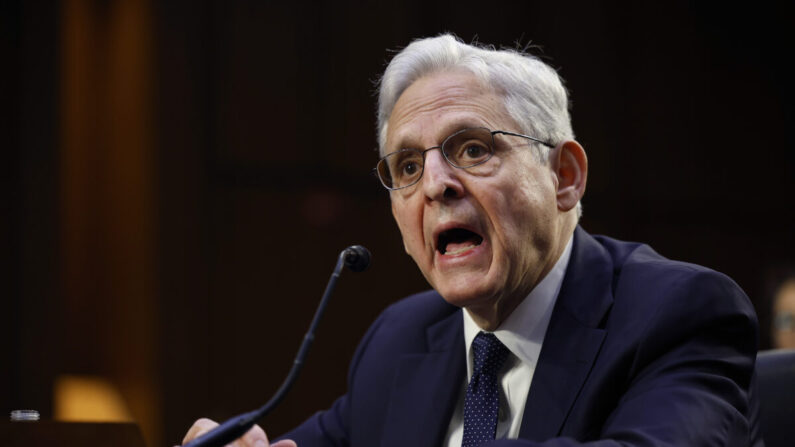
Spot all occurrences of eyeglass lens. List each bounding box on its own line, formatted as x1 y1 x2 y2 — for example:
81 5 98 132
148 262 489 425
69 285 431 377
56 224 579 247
377 128 494 189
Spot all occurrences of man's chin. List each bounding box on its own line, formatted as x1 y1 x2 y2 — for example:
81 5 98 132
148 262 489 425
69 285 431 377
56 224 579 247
435 283 497 310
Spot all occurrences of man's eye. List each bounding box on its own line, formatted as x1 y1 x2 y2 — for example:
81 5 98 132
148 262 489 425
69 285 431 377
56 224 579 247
401 161 419 176
454 141 491 164
464 144 487 159
387 151 422 180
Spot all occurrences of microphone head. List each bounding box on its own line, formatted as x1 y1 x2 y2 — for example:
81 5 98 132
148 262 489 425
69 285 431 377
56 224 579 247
343 245 371 272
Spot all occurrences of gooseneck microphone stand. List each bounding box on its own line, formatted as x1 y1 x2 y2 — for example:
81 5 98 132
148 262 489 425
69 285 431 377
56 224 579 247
182 245 371 447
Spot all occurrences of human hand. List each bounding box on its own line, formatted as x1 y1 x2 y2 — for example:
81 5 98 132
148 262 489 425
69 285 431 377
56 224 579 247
181 418 297 447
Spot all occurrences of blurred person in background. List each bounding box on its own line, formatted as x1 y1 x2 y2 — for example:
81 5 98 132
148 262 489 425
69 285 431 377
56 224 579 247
763 265 795 349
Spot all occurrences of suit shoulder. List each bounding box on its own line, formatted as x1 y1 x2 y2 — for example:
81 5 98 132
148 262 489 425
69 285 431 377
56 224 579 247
586 234 759 375
592 233 745 300
591 234 757 341
582 231 754 330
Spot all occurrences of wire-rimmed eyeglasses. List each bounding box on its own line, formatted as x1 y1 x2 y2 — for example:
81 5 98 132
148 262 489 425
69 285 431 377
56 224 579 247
374 127 554 190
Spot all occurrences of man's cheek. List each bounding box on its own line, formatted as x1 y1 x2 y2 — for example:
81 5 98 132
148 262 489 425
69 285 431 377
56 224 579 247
402 232 423 258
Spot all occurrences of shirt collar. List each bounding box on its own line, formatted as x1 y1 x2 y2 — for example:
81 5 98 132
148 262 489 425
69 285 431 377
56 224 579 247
462 235 574 379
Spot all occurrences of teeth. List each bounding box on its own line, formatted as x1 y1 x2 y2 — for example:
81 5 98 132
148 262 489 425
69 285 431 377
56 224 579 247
445 244 477 256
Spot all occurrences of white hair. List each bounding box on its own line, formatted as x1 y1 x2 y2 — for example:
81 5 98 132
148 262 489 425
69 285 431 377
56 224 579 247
376 34 582 216
377 34 574 159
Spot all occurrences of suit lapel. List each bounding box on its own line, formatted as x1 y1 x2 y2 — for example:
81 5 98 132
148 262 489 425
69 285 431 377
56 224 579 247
519 227 614 441
381 308 466 447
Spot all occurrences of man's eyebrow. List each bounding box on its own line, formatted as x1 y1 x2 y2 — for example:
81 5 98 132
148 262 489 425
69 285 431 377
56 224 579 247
390 134 419 151
391 121 486 151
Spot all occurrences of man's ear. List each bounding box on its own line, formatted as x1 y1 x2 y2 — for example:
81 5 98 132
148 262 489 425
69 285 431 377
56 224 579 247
551 140 588 212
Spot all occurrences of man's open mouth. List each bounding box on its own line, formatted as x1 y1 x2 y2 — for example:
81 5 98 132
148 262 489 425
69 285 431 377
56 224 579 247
437 228 484 255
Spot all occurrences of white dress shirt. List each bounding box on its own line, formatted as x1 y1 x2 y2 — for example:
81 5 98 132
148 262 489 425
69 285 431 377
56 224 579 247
444 236 573 446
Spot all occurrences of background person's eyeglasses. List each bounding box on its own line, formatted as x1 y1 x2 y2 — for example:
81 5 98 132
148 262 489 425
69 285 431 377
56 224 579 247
374 127 554 191
774 311 795 332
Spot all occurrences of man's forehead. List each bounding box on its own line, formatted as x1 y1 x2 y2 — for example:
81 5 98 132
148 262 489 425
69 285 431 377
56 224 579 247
384 72 511 152
388 115 488 151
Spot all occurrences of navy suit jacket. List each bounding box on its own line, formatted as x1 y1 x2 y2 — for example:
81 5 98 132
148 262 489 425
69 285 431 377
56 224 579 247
283 227 762 446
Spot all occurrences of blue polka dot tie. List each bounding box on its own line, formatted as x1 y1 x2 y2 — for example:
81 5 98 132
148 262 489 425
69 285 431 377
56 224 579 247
462 332 510 447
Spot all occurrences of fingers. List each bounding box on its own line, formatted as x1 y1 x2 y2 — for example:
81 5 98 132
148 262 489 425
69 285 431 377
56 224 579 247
181 419 282 447
239 424 268 447
182 418 219 445
271 440 297 447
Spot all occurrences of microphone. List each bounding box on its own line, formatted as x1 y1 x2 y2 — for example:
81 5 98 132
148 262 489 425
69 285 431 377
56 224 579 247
343 245 370 272
182 245 371 447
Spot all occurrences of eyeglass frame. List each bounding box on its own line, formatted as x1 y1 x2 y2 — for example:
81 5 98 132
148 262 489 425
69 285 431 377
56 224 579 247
374 127 555 191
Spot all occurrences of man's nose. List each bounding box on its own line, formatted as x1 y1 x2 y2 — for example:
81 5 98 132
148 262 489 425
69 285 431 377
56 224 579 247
421 149 464 200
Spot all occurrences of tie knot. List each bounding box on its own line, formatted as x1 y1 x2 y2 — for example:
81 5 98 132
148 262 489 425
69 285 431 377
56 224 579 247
471 332 510 376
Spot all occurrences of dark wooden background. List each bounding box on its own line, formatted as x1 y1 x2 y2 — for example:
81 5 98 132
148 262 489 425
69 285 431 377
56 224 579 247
3 1 793 446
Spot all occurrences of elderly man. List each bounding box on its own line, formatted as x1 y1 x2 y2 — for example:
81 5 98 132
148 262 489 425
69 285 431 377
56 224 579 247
183 34 761 447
